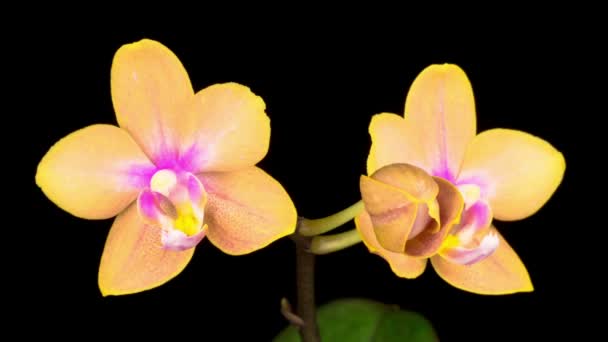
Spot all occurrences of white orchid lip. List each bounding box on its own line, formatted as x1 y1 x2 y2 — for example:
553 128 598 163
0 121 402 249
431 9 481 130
440 231 499 265
161 225 208 252
137 169 207 251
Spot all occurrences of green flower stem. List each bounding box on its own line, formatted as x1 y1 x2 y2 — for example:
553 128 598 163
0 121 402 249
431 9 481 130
298 200 364 237
309 229 362 255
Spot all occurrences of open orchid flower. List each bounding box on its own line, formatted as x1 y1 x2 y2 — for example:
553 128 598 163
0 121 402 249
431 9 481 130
36 39 297 296
356 64 565 295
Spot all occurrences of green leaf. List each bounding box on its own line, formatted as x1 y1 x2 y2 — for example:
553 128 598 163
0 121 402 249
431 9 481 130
273 298 438 342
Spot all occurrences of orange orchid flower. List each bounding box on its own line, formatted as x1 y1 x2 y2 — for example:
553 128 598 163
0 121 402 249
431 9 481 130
36 39 296 296
356 64 565 294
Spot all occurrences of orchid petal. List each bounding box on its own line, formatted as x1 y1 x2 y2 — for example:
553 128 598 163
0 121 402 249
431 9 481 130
355 210 427 279
431 226 533 295
360 175 418 253
370 163 439 202
111 39 194 163
368 65 476 178
178 83 270 173
36 124 153 219
98 204 194 296
405 177 464 257
459 129 565 221
367 113 420 175
198 167 296 255
404 64 476 179
360 164 440 253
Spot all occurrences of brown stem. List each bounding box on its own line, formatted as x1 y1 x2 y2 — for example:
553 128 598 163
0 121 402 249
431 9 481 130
292 225 321 342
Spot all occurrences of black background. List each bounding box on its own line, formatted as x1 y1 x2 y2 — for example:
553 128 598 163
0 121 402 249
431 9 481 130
22 20 585 340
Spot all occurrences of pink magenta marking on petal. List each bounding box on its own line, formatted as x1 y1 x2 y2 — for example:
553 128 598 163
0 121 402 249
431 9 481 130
126 164 158 189
178 144 203 172
465 202 491 228
437 80 450 176
146 145 203 174
452 201 492 244
431 167 456 183
138 189 178 221
186 173 204 202
138 190 160 220
161 226 207 251
152 150 184 171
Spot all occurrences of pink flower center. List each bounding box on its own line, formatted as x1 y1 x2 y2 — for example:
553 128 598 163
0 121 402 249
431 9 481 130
137 169 208 251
